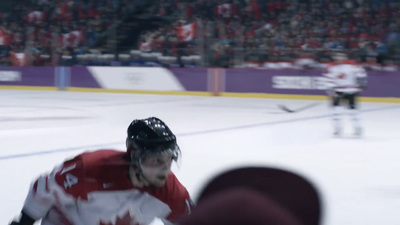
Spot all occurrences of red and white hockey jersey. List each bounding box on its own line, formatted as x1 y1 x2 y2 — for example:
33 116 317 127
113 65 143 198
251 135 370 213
22 150 191 225
323 60 367 94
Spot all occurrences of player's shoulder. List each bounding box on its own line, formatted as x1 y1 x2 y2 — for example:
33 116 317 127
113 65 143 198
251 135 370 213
342 60 365 71
63 149 126 174
53 149 127 199
149 172 189 200
344 59 357 65
326 62 337 68
76 149 126 167
327 62 336 67
164 172 190 199
71 149 129 183
166 172 185 189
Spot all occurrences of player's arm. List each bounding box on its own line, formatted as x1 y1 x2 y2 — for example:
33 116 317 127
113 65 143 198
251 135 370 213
160 218 175 225
9 211 36 225
9 156 85 225
322 66 337 96
355 66 367 90
9 172 58 225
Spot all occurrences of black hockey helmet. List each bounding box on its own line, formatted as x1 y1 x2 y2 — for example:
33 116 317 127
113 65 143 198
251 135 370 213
126 117 180 166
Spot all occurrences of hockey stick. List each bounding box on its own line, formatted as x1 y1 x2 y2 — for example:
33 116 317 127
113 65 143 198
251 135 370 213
278 102 321 113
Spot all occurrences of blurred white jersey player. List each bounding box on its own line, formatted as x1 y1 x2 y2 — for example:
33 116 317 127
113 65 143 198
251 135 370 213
324 53 367 136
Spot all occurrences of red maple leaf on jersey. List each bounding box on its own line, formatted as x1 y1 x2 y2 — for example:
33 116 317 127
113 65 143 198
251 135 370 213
99 211 139 225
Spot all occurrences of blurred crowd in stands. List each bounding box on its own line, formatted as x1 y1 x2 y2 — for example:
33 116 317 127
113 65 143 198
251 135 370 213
0 0 399 70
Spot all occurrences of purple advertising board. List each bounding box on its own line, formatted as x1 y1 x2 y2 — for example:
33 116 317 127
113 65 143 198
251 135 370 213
0 66 55 86
224 69 400 98
364 71 400 97
169 68 208 91
0 66 399 98
70 67 101 88
0 67 102 88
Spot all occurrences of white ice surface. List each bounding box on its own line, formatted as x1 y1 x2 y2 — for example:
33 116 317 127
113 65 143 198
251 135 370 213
1 90 400 225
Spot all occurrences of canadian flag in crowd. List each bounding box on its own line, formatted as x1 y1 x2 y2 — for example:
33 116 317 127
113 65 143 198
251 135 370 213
0 27 11 45
27 11 45 23
217 4 234 17
60 30 83 47
10 52 28 66
176 22 196 42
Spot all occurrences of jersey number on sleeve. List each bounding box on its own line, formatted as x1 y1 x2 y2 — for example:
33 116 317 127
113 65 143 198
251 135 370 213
64 173 78 189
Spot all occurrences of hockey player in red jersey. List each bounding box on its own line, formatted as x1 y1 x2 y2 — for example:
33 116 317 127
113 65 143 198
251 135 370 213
9 117 192 225
324 52 367 136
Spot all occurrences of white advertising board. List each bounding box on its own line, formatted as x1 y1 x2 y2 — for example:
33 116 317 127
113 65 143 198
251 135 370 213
0 71 21 82
272 76 327 90
88 67 185 91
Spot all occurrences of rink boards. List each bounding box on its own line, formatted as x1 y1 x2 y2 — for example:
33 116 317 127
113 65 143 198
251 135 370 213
0 66 399 103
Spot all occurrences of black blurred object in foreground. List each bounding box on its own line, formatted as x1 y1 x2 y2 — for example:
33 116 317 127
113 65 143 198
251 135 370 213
177 167 322 225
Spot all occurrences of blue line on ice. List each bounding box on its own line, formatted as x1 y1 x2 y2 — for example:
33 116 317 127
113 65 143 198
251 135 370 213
0 104 398 161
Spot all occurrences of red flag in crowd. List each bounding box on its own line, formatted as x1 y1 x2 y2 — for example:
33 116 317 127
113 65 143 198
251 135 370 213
60 30 84 47
10 52 28 66
0 27 11 45
176 22 196 42
250 0 261 20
